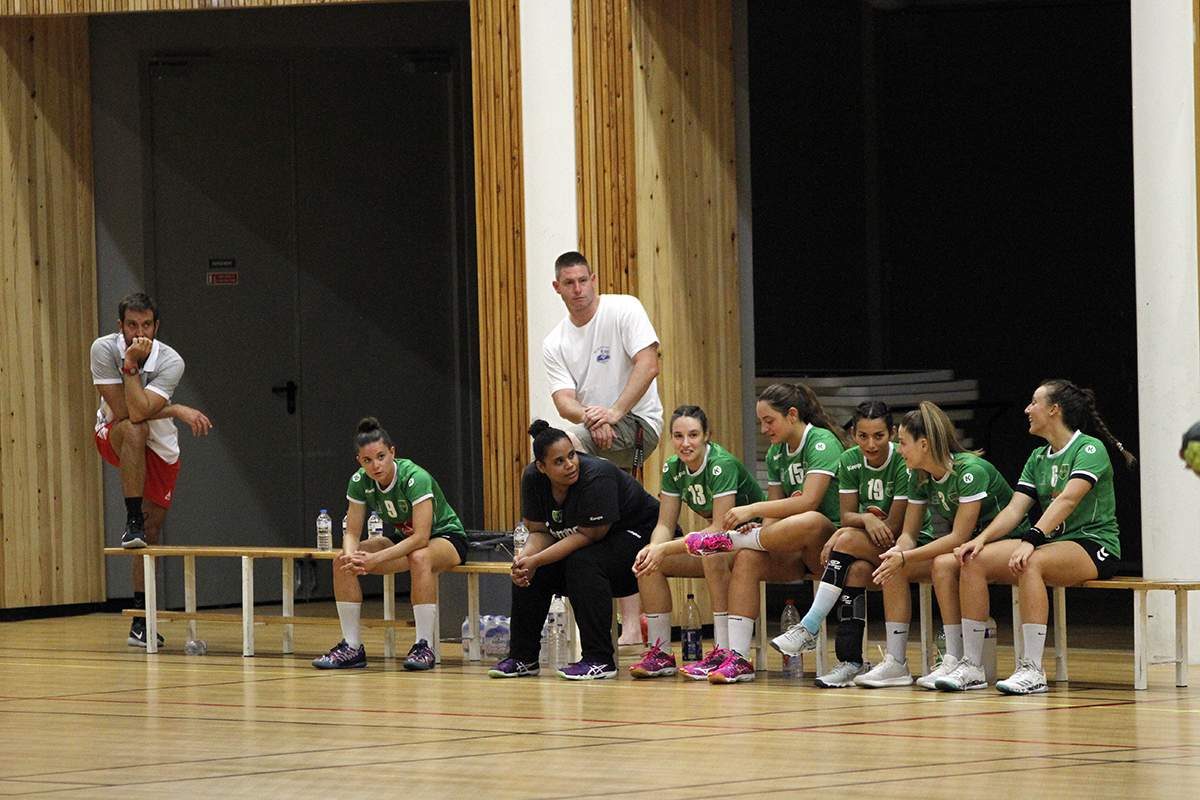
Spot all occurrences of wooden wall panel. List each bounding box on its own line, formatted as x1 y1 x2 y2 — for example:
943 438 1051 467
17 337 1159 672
470 0 528 529
0 18 103 608
574 0 637 296
0 0 376 15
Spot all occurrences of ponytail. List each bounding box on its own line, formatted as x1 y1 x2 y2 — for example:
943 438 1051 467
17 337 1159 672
758 382 851 446
1041 379 1137 469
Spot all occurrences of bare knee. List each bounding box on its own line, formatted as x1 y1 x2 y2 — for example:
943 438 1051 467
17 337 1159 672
731 549 770 580
408 546 433 576
118 420 149 447
847 559 873 586
931 553 959 582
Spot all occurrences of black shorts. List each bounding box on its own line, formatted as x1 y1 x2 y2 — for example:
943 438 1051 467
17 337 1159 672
1069 538 1120 580
384 531 468 564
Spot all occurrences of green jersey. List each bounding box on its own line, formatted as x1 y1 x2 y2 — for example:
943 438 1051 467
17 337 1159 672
909 452 1019 538
1016 431 1120 555
837 443 932 537
765 425 843 525
346 458 466 540
660 442 766 520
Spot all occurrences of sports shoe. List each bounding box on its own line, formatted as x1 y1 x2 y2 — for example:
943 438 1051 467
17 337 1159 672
121 517 147 549
629 641 677 678
127 618 164 648
770 623 818 657
815 660 870 688
680 647 730 680
684 530 733 556
707 651 755 684
311 639 367 669
934 657 988 691
403 639 436 671
487 657 540 678
558 660 618 680
915 653 959 690
996 659 1048 695
855 654 913 688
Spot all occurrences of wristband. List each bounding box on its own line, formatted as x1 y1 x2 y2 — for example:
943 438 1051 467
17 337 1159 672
1022 527 1048 548
899 550 906 566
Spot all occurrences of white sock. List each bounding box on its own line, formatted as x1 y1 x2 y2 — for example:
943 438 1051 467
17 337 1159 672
962 618 987 665
1022 623 1047 667
712 612 730 649
646 612 672 649
801 582 842 633
943 623 963 659
729 615 755 658
413 603 437 645
731 526 767 552
336 601 362 649
885 621 909 663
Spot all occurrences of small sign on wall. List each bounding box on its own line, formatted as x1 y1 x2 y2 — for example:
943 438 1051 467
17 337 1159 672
207 258 238 286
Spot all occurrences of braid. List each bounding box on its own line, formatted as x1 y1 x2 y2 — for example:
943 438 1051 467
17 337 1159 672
1084 389 1138 469
1042 379 1137 469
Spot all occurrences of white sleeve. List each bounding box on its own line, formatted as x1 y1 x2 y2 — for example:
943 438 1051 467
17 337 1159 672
542 333 575 394
619 297 659 358
90 338 121 385
146 351 184 401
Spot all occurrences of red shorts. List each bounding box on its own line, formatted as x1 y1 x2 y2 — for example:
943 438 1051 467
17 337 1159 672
94 423 181 509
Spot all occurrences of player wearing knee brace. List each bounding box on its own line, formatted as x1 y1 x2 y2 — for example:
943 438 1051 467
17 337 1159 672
312 417 467 671
953 380 1133 695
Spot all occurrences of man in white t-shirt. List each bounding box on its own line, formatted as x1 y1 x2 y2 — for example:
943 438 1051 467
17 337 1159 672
91 292 211 647
543 251 663 470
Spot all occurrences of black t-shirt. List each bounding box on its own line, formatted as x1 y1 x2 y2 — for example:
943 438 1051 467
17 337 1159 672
521 454 659 540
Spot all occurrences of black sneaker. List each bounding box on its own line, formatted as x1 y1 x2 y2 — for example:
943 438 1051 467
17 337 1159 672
128 618 165 648
121 517 147 549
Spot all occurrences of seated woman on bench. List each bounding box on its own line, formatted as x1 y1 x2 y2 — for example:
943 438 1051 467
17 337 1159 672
629 404 766 679
948 380 1134 695
685 383 847 684
312 417 467 671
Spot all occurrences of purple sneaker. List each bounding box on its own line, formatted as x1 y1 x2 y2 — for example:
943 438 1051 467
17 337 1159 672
403 639 436 671
311 640 367 670
487 657 540 678
680 647 731 680
629 641 677 678
684 530 733 556
558 660 618 680
707 651 755 684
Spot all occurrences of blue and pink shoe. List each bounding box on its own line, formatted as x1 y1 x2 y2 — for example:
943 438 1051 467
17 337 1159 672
487 657 540 678
684 530 734 556
707 651 755 684
629 641 677 678
558 660 618 680
679 647 731 680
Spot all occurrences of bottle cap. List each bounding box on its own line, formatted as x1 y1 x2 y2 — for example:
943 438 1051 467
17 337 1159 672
686 593 695 599
320 508 328 513
785 598 796 604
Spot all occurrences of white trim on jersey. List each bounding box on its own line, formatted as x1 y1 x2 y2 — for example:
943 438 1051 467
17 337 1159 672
807 469 836 477
959 491 988 504
894 494 909 500
685 444 711 478
786 426 811 459
713 489 738 498
1018 480 1036 488
411 492 434 506
838 488 859 494
147 384 171 401
1046 430 1083 459
93 377 123 385
1069 470 1099 483
377 462 400 494
907 498 928 505
862 442 896 472
767 480 782 486
346 496 366 504
660 490 681 497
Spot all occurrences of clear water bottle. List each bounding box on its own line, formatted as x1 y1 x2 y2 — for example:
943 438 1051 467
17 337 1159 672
513 521 529 558
367 511 384 539
548 596 568 668
682 593 703 662
316 509 333 552
781 598 802 678
184 639 207 656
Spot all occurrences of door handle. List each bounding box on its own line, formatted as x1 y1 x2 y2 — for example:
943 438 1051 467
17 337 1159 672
271 380 298 414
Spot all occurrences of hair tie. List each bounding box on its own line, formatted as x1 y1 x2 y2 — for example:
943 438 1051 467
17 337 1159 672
1116 441 1125 452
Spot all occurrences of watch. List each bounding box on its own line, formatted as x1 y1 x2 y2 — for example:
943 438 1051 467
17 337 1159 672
121 364 140 376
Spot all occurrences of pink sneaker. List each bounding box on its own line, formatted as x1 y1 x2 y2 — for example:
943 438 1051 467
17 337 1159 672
629 640 677 678
684 530 733 556
707 651 755 684
680 647 730 680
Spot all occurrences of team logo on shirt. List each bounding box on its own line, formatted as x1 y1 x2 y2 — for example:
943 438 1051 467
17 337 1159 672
408 478 415 488
1084 444 1097 454
662 463 670 474
594 346 611 363
552 510 563 523
711 465 723 476
398 500 410 514
351 473 361 482
963 473 975 484
815 442 827 451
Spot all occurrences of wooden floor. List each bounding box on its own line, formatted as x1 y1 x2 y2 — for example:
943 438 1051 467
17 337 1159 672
3 607 1199 799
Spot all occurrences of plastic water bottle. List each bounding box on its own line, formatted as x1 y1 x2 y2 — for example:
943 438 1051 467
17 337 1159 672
367 511 384 539
341 514 348 543
316 509 333 552
548 596 569 668
682 593 703 662
184 639 207 656
513 521 530 558
781 598 802 678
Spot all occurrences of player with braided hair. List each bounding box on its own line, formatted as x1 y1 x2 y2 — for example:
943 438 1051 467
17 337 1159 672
949 379 1135 694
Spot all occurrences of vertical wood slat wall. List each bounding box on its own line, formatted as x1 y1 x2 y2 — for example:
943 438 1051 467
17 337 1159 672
470 0 528 529
0 18 104 608
574 0 637 297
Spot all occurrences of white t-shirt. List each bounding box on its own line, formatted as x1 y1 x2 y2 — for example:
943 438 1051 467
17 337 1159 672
542 294 663 436
90 333 184 464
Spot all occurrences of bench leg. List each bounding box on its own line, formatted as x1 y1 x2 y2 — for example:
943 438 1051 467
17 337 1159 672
383 573 396 659
144 554 158 655
1011 585 1023 662
1053 585 1067 682
814 579 827 677
564 597 582 661
184 555 198 646
281 559 294 654
467 572 481 662
611 598 620 665
1176 588 1189 688
1133 589 1148 690
757 581 768 667
919 583 932 672
242 556 255 657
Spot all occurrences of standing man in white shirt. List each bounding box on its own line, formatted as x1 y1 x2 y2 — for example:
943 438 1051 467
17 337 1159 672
91 292 211 647
543 251 663 645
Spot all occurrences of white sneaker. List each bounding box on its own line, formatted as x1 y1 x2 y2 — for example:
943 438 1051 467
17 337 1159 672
815 660 870 688
996 659 1048 695
915 653 959 689
770 623 818 657
855 654 914 688
934 658 988 691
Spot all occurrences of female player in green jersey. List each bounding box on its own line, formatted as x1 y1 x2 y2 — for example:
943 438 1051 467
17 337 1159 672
946 380 1134 694
312 417 468 671
772 401 926 687
628 405 766 679
858 401 1021 689
687 383 848 684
